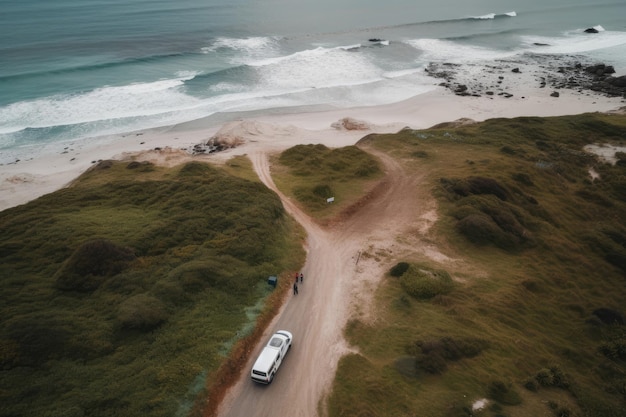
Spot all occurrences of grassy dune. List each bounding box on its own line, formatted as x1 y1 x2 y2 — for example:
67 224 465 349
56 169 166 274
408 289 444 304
275 114 626 417
272 144 384 223
1 112 624 417
0 157 305 417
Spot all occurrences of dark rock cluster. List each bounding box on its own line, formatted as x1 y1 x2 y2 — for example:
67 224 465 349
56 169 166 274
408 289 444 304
586 65 626 97
189 140 229 155
549 62 626 97
425 56 626 100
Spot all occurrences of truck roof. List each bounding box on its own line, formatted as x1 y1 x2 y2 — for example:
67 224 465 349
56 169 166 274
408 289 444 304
252 331 292 373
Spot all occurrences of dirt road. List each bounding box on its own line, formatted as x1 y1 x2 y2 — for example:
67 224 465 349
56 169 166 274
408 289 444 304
216 145 440 417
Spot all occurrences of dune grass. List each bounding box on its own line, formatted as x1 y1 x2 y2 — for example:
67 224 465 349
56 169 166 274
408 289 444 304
324 113 626 417
0 158 305 417
271 144 383 222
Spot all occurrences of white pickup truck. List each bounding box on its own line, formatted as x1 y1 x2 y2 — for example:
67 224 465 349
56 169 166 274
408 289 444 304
250 330 293 384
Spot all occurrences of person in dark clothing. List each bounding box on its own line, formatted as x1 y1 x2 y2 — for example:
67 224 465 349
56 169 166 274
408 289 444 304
293 282 298 295
300 273 303 283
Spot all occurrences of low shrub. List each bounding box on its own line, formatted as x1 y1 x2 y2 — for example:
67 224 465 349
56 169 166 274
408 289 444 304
3 315 72 367
597 326 626 361
126 161 155 171
313 184 334 198
442 176 509 201
293 185 324 204
598 339 626 361
524 378 538 392
389 262 410 277
487 380 522 405
532 365 571 389
521 279 542 293
585 229 626 273
457 213 516 248
512 172 534 186
117 294 168 331
411 150 429 158
453 195 533 250
408 336 489 374
535 368 555 387
399 264 454 299
575 189 613 208
54 239 136 292
501 145 516 155
176 161 216 177
592 308 624 325
164 255 263 295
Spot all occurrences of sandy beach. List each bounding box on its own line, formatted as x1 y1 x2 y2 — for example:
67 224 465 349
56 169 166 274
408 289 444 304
1 85 624 212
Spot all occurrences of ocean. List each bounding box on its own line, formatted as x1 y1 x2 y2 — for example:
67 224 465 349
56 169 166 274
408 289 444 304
1 0 626 164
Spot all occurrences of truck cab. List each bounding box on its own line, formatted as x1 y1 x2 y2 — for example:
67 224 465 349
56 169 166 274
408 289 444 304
250 330 293 384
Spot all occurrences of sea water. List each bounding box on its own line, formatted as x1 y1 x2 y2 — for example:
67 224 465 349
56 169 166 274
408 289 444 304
1 0 625 164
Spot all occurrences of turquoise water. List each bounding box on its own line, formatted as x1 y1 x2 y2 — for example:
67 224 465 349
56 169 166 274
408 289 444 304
1 0 626 163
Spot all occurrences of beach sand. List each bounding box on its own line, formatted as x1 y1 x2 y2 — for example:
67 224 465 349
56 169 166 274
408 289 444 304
1 86 624 212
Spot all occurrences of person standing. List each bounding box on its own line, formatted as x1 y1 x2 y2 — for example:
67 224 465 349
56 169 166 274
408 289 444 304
293 282 298 295
299 273 303 283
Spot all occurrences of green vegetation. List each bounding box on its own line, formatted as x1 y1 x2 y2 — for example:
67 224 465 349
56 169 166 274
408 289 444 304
396 263 455 300
0 159 305 417
273 144 382 222
326 113 626 417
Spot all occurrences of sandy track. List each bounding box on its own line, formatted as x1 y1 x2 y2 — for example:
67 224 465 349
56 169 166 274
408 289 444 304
216 144 437 417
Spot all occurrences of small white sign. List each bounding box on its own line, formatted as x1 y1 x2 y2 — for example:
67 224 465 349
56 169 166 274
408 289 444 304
327 197 335 203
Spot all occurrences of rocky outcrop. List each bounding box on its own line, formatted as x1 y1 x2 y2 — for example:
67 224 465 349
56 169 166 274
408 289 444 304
591 75 626 97
331 117 372 131
586 64 616 76
426 58 626 99
549 62 626 97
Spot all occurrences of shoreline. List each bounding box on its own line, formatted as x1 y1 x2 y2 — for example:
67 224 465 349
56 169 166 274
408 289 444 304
1 85 624 212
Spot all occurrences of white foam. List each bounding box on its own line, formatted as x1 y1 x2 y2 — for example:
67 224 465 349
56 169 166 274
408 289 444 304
523 30 626 55
245 47 325 67
247 43 368 67
253 46 383 90
0 125 23 135
406 38 516 63
202 36 277 53
201 36 280 65
472 13 496 20
470 11 516 19
209 81 247 93
0 74 201 133
382 68 425 78
339 43 362 51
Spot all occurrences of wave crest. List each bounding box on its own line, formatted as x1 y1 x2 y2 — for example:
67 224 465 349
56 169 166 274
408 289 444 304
470 11 517 20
